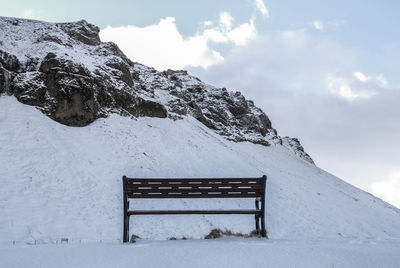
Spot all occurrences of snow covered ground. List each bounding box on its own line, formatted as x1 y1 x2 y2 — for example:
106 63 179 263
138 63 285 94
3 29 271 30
1 95 400 266
2 238 400 268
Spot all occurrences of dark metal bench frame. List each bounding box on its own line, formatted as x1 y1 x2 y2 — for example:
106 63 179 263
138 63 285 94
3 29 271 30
122 175 267 242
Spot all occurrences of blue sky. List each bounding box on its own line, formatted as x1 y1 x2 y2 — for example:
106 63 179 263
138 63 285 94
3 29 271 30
1 0 400 207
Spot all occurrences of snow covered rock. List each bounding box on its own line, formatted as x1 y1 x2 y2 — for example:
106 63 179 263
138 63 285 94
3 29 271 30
0 16 313 163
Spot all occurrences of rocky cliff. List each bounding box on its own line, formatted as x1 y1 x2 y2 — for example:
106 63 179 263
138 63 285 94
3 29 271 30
0 16 313 164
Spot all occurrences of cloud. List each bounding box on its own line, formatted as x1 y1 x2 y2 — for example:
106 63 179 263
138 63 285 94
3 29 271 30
22 9 41 19
219 11 234 30
100 17 223 70
327 72 388 100
371 172 400 208
310 19 346 32
100 13 256 71
255 0 270 18
188 28 400 207
202 20 213 27
227 19 256 46
312 20 324 31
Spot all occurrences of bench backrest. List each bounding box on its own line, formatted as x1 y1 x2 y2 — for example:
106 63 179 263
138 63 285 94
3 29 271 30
123 176 266 199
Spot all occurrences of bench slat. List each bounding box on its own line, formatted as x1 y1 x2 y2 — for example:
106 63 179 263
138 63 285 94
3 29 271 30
125 188 261 195
125 177 261 182
128 209 261 215
124 178 262 186
124 184 263 191
126 192 262 198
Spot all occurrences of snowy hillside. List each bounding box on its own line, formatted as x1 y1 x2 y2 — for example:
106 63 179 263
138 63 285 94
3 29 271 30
0 16 313 163
1 15 400 268
1 96 400 244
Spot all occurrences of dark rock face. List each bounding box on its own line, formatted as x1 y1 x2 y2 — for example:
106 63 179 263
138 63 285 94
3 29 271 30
0 49 19 95
0 16 314 164
163 70 274 146
0 50 20 72
11 52 167 126
0 66 6 94
57 20 101 46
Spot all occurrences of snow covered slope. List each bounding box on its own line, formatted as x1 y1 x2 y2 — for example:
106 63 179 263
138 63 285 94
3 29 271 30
1 95 400 244
0 16 313 163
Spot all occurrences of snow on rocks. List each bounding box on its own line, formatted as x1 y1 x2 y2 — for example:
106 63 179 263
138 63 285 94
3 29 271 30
0 16 313 163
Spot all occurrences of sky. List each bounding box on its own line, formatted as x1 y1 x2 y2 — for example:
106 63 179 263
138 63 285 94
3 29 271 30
1 0 400 207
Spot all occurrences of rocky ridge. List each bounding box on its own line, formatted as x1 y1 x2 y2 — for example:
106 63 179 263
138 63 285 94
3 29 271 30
0 16 313 164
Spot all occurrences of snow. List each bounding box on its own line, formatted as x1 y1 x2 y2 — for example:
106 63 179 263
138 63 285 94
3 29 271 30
1 239 400 268
2 17 400 267
1 95 400 245
1 95 400 266
0 17 104 72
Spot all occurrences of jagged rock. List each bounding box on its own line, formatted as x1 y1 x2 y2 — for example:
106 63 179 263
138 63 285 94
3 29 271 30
0 49 20 72
281 137 314 164
0 66 5 94
0 64 13 95
57 20 101 46
12 50 167 126
0 16 314 164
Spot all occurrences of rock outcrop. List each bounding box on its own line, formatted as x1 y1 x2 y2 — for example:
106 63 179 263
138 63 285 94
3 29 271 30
0 16 313 164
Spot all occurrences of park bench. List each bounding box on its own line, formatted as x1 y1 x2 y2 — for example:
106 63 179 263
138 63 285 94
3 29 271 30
122 175 267 242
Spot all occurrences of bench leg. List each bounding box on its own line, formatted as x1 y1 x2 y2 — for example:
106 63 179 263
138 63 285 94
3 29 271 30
255 214 260 234
123 213 129 243
260 175 267 238
255 199 261 235
261 213 267 238
123 181 130 243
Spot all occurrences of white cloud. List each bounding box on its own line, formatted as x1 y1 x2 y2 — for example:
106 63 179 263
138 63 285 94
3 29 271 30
255 0 270 18
100 17 223 71
227 20 256 46
202 20 213 27
371 172 400 208
100 13 257 71
219 12 234 30
327 72 388 100
22 9 41 19
312 20 324 31
353 71 368 82
310 19 346 31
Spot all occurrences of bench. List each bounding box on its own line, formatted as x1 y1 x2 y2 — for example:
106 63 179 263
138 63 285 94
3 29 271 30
122 175 267 242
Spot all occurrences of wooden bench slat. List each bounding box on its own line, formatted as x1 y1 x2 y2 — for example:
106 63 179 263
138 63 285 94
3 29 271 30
124 178 262 186
124 184 263 191
125 188 262 195
125 177 261 182
128 209 261 215
127 192 262 198
124 182 262 187
124 182 262 189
